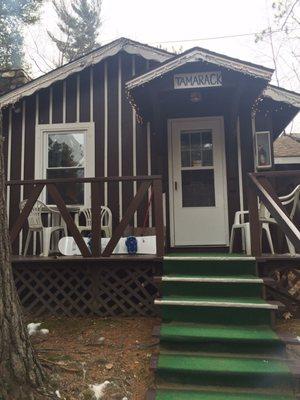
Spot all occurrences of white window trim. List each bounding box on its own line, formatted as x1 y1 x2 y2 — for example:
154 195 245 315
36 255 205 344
275 156 300 165
35 122 95 206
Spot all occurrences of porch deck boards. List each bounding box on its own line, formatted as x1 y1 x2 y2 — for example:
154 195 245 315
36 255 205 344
10 252 300 264
11 254 162 263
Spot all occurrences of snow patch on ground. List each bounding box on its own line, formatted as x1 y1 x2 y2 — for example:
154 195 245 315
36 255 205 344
89 381 110 399
27 322 49 336
27 322 42 335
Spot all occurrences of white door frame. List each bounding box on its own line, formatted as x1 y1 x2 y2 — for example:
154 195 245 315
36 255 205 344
168 116 229 247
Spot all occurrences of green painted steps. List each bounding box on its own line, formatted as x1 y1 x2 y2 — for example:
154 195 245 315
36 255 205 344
163 258 257 277
150 255 295 399
155 353 293 390
157 323 286 355
160 276 263 298
157 295 277 325
152 388 295 400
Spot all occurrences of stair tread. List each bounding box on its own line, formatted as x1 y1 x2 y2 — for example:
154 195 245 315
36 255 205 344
164 253 255 261
157 353 291 375
159 323 281 342
158 296 268 303
161 275 262 283
156 296 278 309
154 388 294 400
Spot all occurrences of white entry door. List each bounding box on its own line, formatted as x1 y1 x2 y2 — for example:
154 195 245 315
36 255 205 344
168 117 229 246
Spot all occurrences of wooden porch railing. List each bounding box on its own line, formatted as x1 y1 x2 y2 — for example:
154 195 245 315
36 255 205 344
6 175 164 258
248 171 300 256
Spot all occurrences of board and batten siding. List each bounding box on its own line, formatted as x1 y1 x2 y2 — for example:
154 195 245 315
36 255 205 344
4 52 156 254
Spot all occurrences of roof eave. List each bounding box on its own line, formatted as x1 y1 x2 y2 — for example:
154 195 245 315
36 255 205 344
0 38 172 109
263 85 300 108
126 49 274 90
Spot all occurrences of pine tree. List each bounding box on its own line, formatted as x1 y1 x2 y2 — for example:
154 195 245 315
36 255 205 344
49 0 102 65
0 0 44 68
0 112 49 399
0 4 49 397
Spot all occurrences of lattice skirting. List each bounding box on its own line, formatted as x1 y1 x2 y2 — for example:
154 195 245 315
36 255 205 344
13 260 161 317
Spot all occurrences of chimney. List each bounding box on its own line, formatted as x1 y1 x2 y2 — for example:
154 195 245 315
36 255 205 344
0 69 31 95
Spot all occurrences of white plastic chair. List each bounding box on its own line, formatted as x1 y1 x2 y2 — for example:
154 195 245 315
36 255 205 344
77 206 112 237
260 184 300 255
229 210 274 255
230 185 300 255
20 199 67 257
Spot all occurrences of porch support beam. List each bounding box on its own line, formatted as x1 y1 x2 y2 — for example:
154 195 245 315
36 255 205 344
153 178 164 257
225 81 245 231
91 182 102 256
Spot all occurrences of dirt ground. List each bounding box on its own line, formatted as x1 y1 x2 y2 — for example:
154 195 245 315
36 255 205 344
28 316 300 400
276 317 300 362
29 316 160 400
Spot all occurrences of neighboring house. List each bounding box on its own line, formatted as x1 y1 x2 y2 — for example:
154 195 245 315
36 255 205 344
274 133 300 198
274 133 300 166
1 37 300 252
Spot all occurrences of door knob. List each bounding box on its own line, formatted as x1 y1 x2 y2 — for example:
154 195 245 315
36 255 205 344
174 181 178 191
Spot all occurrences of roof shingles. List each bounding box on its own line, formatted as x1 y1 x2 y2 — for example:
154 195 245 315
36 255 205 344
274 134 300 157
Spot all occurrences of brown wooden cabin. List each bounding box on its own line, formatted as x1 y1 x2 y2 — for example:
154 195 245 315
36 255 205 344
1 38 300 316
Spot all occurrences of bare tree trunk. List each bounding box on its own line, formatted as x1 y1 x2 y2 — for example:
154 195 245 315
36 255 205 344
0 115 47 399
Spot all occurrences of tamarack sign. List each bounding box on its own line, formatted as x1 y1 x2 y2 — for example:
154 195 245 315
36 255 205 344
174 71 222 89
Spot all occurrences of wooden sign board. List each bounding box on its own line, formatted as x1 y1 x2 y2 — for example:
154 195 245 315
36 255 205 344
174 71 222 89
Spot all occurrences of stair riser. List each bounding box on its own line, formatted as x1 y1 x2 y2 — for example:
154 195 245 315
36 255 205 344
164 260 257 276
161 282 263 298
161 305 273 325
159 341 286 355
156 370 293 391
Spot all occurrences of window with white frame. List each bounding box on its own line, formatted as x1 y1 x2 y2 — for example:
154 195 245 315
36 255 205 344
36 123 95 205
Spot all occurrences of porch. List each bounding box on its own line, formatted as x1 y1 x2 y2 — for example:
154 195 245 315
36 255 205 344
5 170 300 318
7 175 164 259
6 171 300 260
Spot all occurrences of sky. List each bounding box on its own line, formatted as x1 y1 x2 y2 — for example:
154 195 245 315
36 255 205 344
24 0 300 130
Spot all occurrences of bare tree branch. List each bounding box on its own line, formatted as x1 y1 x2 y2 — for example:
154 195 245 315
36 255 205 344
280 0 300 30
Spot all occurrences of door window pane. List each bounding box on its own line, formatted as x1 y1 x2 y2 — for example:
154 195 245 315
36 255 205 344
181 170 215 207
181 130 213 167
202 132 213 166
181 151 190 167
180 133 190 151
191 133 202 167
